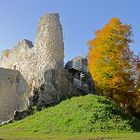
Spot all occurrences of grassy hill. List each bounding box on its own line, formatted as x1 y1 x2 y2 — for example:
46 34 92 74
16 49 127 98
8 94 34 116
1 94 140 137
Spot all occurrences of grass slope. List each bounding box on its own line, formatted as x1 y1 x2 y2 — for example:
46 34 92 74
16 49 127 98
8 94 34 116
1 94 140 136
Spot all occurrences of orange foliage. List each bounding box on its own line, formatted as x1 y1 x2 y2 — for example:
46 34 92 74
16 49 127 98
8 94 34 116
87 18 136 110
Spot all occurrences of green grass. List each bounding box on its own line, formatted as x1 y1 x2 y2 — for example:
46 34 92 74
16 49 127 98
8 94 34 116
0 94 140 139
1 129 140 140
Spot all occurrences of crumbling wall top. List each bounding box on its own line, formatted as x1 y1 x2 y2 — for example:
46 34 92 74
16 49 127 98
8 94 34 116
1 39 33 59
38 13 60 23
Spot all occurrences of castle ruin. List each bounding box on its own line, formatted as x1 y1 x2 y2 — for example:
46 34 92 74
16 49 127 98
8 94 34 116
0 13 94 123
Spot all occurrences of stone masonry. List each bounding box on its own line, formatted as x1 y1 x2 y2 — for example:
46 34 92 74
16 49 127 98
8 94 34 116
0 68 29 123
0 13 94 123
1 13 64 87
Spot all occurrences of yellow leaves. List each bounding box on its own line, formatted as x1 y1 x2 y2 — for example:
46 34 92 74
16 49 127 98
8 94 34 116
109 18 121 25
87 17 134 101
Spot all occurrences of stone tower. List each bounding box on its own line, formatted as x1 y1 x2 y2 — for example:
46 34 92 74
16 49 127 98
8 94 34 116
29 13 65 87
30 13 69 105
29 13 71 106
35 13 64 71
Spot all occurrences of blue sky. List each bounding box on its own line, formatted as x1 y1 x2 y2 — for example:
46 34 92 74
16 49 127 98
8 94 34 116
0 0 139 62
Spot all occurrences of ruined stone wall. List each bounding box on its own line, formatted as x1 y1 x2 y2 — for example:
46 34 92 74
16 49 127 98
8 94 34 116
35 13 64 69
0 68 29 123
31 13 65 85
0 13 64 87
0 40 34 84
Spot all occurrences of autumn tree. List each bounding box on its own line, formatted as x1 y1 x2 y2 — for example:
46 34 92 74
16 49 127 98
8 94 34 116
136 54 140 92
132 55 140 116
87 18 136 110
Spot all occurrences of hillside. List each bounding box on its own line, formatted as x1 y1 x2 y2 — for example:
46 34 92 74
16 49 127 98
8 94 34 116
1 94 140 136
